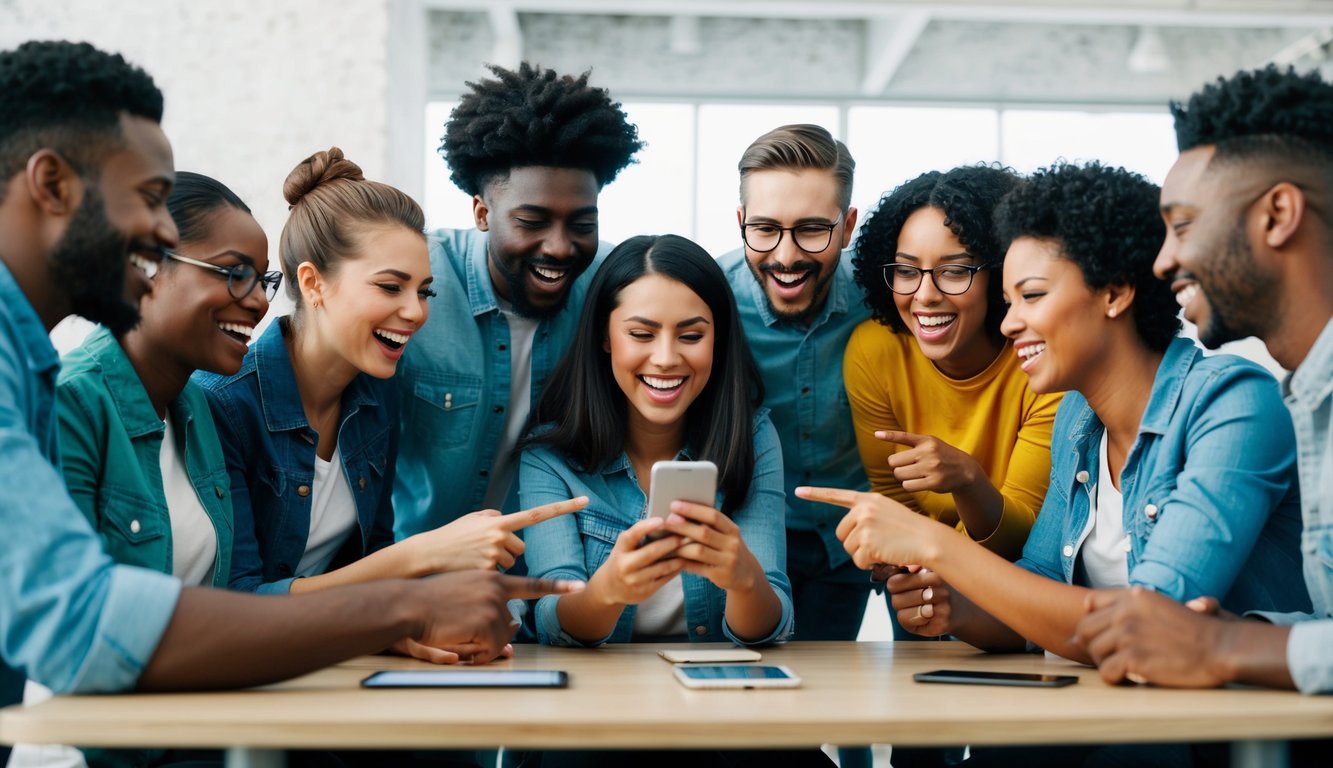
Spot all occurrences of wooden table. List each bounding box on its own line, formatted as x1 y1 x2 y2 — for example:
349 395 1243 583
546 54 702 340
3 641 1331 767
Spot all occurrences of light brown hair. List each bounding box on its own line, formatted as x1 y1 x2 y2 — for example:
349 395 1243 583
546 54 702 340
279 146 425 305
737 124 855 210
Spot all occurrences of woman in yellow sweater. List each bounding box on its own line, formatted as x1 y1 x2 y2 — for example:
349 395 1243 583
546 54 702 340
845 165 1062 562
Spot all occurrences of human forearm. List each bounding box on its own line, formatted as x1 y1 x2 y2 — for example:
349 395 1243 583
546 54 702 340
950 478 1005 544
1212 620 1296 690
552 576 626 645
288 540 425 593
722 557 784 643
137 582 417 690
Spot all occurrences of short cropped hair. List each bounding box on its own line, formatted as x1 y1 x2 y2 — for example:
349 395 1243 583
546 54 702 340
738 124 855 211
994 161 1179 351
0 41 163 191
1172 65 1333 175
441 62 643 196
853 164 1019 337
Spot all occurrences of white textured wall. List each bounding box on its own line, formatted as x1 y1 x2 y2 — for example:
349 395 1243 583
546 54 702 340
1 0 399 348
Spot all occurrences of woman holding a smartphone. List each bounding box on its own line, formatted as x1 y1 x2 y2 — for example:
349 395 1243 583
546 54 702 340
519 234 793 650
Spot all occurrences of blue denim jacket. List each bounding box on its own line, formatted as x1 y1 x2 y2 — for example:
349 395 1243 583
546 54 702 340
392 228 609 538
720 248 870 569
194 319 397 594
0 261 180 709
1017 338 1309 617
520 411 795 647
1254 318 1333 694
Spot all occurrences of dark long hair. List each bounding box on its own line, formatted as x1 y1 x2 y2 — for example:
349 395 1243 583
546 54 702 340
521 235 764 515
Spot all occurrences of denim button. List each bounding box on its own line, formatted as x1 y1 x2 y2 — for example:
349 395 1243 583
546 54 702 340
1062 544 1074 558
1075 470 1090 484
1144 504 1158 519
694 625 707 636
130 519 141 534
297 485 311 497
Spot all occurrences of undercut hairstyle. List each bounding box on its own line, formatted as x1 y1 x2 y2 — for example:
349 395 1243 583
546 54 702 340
441 62 644 196
521 235 764 515
994 161 1179 351
738 124 855 211
167 172 251 246
852 164 1020 338
1172 65 1333 176
280 147 425 305
0 41 163 194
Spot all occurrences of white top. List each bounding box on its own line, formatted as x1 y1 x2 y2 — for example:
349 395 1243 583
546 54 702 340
295 445 358 578
632 573 688 638
482 301 539 512
160 415 217 587
1080 432 1130 589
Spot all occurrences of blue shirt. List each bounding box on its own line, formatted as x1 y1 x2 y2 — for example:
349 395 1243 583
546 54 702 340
0 261 180 704
520 411 795 647
392 228 607 538
1256 318 1333 694
1017 337 1309 618
719 247 870 568
194 319 397 594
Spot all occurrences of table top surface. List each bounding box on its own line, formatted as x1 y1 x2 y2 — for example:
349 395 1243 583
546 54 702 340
4 641 1332 750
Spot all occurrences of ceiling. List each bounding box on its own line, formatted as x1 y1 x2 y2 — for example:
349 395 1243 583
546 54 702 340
422 0 1333 105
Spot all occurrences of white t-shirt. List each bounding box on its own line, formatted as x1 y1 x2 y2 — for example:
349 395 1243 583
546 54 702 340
160 415 217 587
1080 432 1130 589
633 574 688 638
295 445 358 578
482 301 539 511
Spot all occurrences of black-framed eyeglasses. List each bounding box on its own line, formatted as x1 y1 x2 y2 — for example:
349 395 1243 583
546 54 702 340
162 250 283 301
740 214 843 254
883 262 991 296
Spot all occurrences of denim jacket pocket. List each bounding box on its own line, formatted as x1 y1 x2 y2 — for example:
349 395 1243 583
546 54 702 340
99 485 167 569
411 372 483 446
577 507 624 569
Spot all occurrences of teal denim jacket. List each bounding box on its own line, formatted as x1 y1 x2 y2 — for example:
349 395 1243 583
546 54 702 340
520 410 795 647
1017 338 1309 616
58 326 233 587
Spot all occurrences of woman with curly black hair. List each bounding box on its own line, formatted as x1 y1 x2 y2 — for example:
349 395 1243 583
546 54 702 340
801 162 1308 676
844 165 1061 567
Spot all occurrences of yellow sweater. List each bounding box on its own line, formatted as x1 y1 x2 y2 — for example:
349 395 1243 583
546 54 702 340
843 320 1063 560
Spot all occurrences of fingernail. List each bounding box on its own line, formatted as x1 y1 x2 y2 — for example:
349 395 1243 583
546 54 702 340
922 587 934 601
667 513 685 524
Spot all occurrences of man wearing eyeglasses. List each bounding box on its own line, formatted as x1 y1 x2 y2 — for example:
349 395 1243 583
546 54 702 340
719 125 873 645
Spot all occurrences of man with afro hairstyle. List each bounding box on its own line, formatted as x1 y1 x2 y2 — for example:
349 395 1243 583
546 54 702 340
0 44 577 757
1075 66 1333 709
394 63 642 545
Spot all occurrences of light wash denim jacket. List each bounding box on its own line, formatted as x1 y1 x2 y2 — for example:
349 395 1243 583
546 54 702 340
194 319 397 594
392 228 609 538
719 248 870 569
520 410 795 647
58 325 233 587
1016 337 1309 617
0 261 180 712
1255 318 1333 694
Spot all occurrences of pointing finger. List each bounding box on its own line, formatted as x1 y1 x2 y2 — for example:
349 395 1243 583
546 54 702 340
499 496 589 532
875 430 926 447
795 486 863 509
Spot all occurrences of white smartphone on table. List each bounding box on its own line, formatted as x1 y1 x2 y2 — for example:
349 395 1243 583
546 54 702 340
672 664 801 689
659 648 763 664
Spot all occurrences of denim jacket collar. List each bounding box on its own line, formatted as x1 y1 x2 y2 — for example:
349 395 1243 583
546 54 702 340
747 249 853 330
1286 318 1333 409
1061 337 1200 460
463 232 500 318
80 326 166 439
253 318 381 434
0 260 59 380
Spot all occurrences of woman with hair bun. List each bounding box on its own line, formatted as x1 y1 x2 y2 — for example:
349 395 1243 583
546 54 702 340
197 148 580 664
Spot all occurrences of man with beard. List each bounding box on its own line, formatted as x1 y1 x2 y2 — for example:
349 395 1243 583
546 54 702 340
393 63 642 541
0 42 578 757
719 126 872 642
1073 66 1333 712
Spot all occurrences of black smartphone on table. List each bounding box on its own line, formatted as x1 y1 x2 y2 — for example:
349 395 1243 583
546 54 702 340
362 670 569 688
912 669 1078 688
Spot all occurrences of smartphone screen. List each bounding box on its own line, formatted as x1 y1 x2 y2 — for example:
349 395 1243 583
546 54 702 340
677 665 792 681
361 670 569 688
912 669 1078 688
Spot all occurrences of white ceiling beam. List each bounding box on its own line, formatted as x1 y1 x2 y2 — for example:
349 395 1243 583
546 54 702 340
420 1 1333 29
861 11 929 96
488 4 523 69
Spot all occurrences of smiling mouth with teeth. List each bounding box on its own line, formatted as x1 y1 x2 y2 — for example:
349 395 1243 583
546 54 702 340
769 269 811 286
916 314 956 328
1175 283 1199 309
639 375 685 391
531 264 568 284
374 329 411 350
129 253 159 279
217 322 254 343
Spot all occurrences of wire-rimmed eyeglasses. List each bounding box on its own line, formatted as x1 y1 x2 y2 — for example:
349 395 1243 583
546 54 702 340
883 262 991 296
159 250 283 301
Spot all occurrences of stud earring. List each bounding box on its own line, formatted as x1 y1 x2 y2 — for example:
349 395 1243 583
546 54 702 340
1107 307 1118 318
